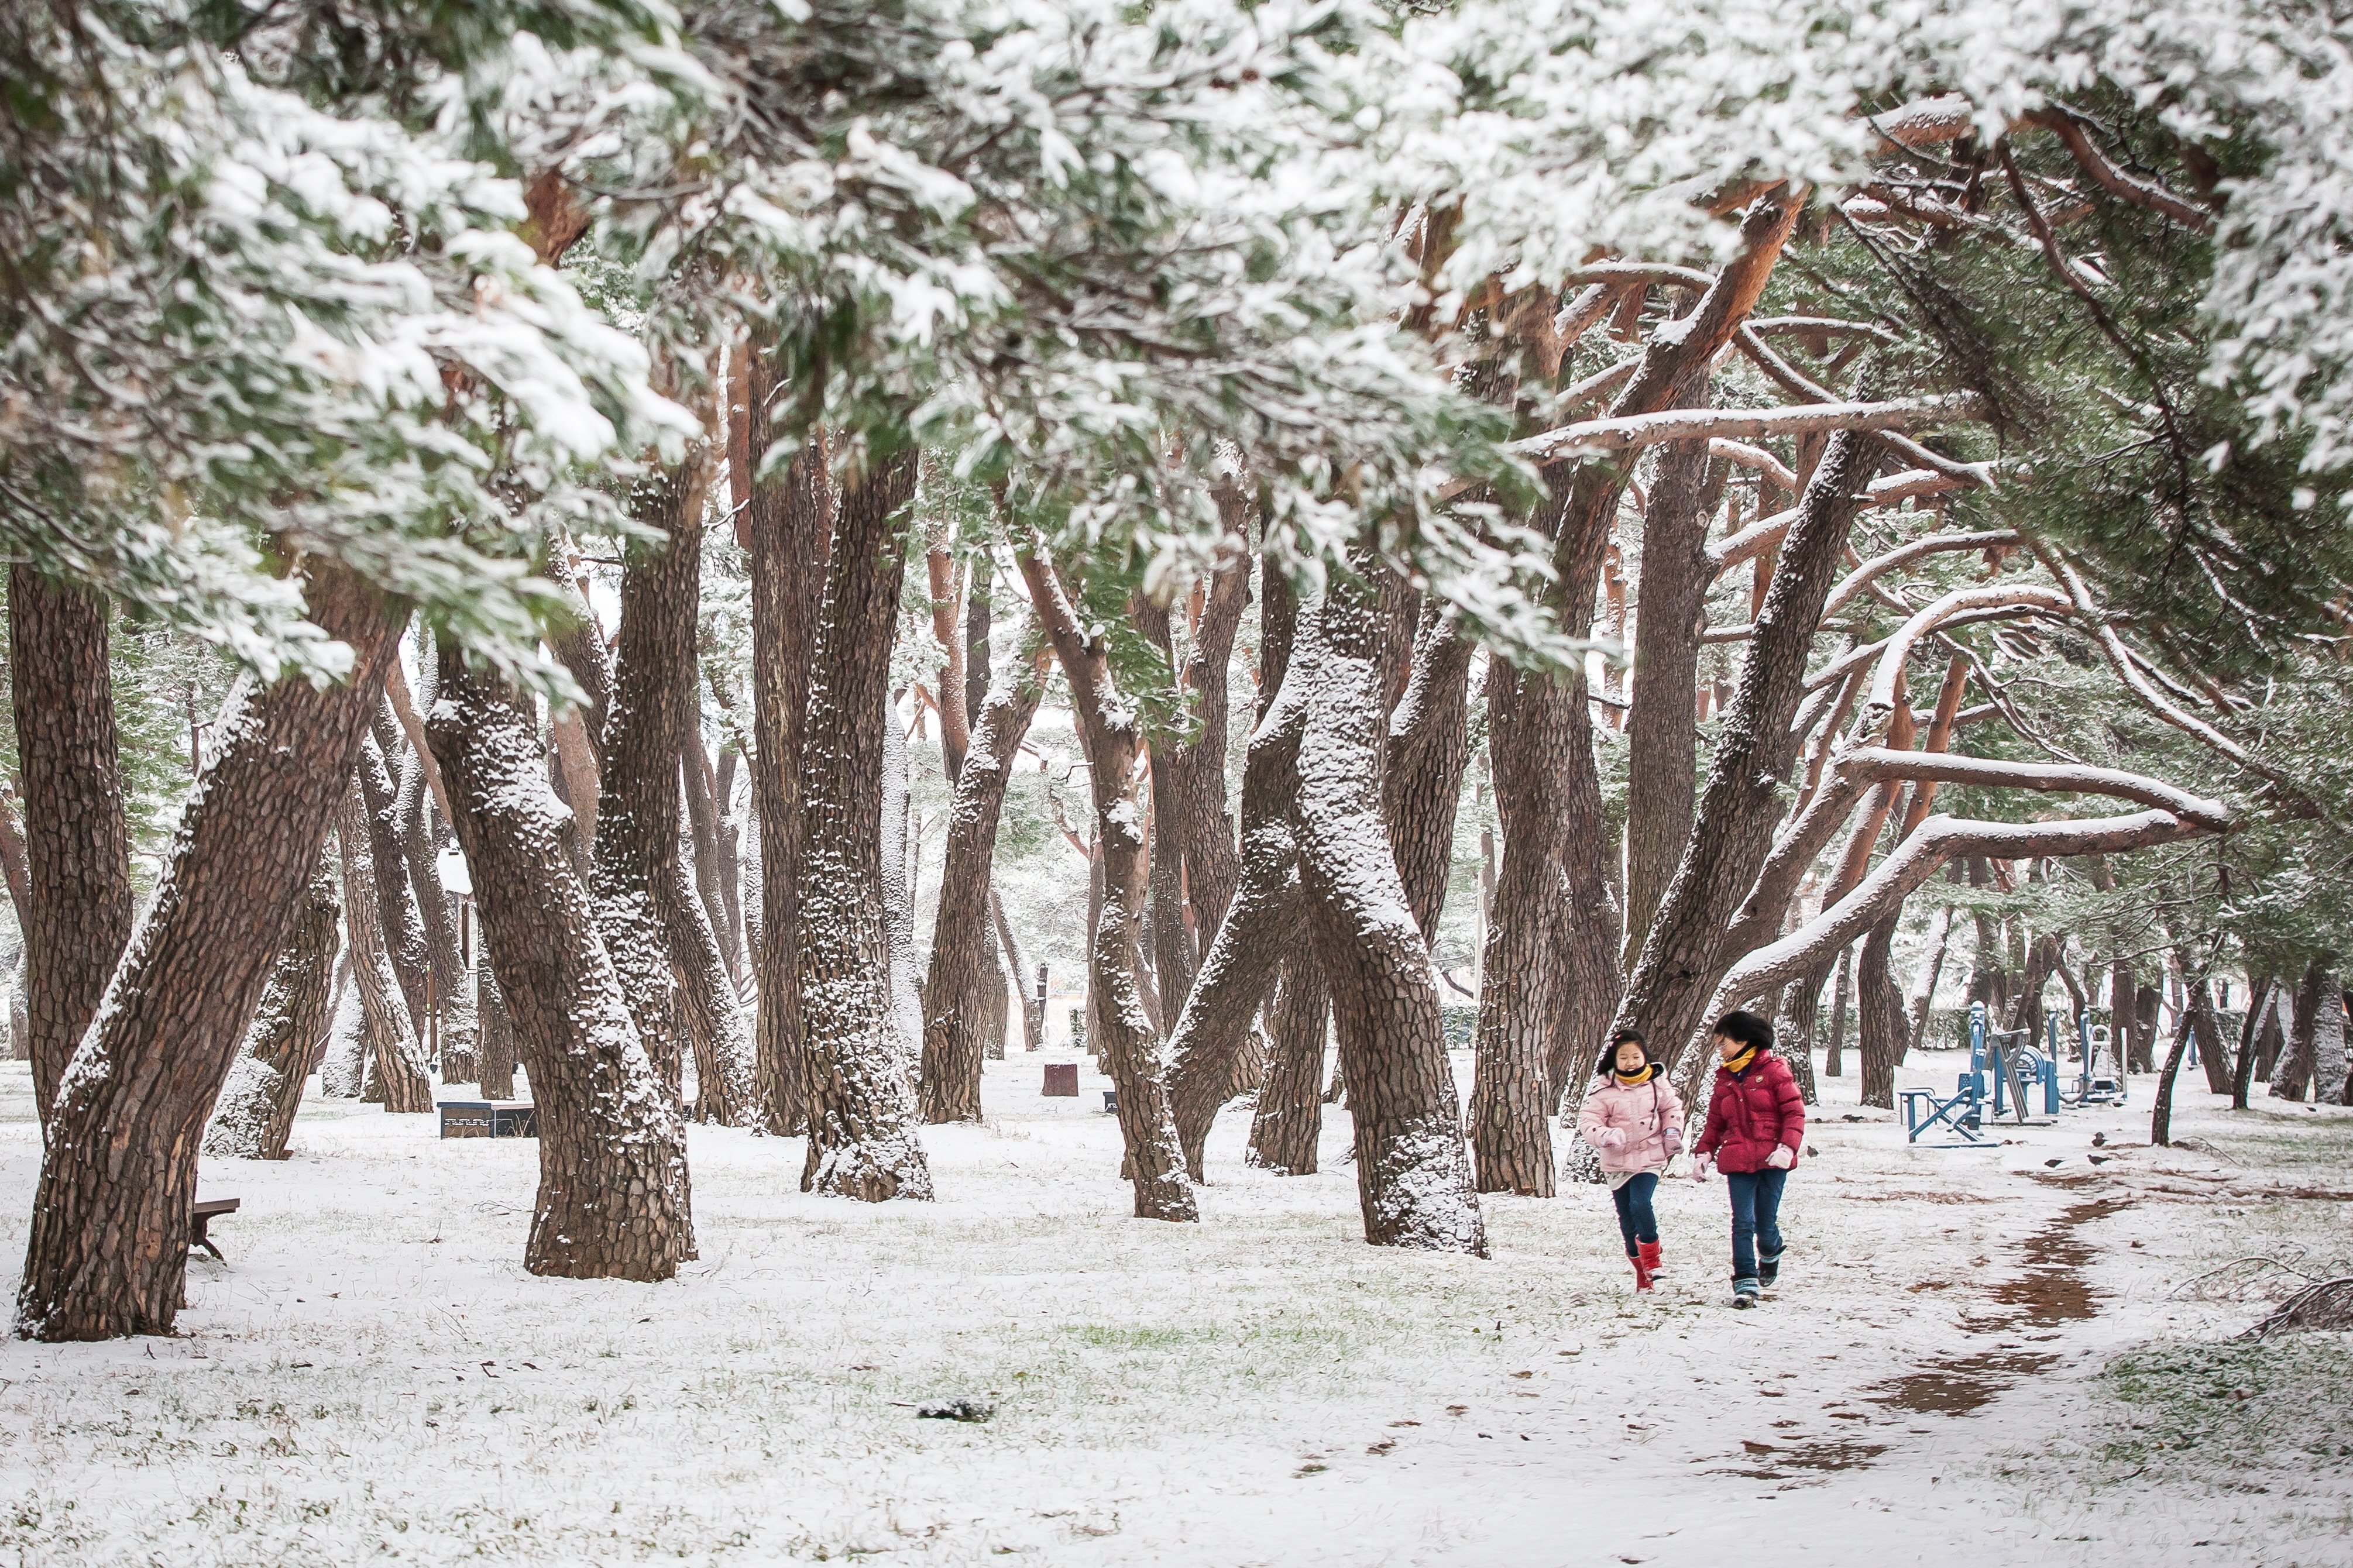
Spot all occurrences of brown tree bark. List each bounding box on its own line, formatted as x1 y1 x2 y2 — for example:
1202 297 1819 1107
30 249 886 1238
747 394 834 1135
1174 537 1252 957
1383 603 1475 941
355 733 435 1047
9 565 133 1130
1621 440 1719 960
428 634 693 1278
337 782 432 1114
919 651 1046 1121
1136 597 1200 1020
1016 539 1196 1221
1855 919 1905 1109
1165 548 1303 1178
1291 564 1485 1254
992 887 1042 1052
1470 658 1564 1196
17 563 403 1341
796 452 934 1200
203 860 341 1160
476 961 517 1101
1245 957 1327 1174
1609 429 1889 1070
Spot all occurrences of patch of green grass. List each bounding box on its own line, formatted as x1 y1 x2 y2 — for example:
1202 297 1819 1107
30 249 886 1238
2097 1337 2353 1472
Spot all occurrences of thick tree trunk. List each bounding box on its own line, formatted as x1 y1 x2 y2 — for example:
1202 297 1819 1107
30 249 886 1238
1245 957 1327 1174
796 452 934 1200
391 706 472 1076
320 982 366 1099
1291 566 1485 1254
16 564 403 1341
1174 538 1252 957
9 565 133 1131
2312 971 2348 1106
1383 607 1475 939
1470 659 1563 1196
1621 439 1718 960
1165 549 1303 1178
428 634 692 1278
1138 597 1200 1021
919 657 1046 1121
476 962 517 1101
681 735 734 978
203 861 341 1160
747 401 834 1135
1018 541 1196 1221
337 783 432 1113
1609 430 1888 1070
2270 957 2327 1102
1856 918 1905 1109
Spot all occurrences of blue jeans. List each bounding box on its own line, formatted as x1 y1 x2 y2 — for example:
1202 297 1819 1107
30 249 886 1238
1724 1168 1787 1280
1609 1173 1660 1256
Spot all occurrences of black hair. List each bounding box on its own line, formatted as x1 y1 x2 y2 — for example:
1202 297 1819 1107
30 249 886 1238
1597 1032 1653 1077
1713 1010 1775 1052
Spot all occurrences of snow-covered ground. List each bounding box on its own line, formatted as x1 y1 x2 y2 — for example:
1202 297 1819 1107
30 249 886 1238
1 1047 2347 1567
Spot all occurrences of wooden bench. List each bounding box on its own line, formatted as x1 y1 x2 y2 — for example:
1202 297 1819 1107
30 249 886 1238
190 1198 241 1261
439 1101 538 1139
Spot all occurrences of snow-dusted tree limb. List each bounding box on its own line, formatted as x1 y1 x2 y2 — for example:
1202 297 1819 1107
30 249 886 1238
1834 748 2236 833
1734 327 1995 487
382 659 455 830
1709 439 1796 490
2032 545 2292 789
1711 469 1961 572
2019 109 2215 234
1820 530 2020 621
1750 316 1903 346
1565 262 1715 293
1854 584 2074 736
1862 92 1977 152
1708 805 2225 1019
1514 394 1983 465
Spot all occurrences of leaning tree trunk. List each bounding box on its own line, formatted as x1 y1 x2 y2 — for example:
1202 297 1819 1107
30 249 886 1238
204 862 341 1160
2270 957 2328 1102
355 732 435 1036
428 634 693 1279
9 565 134 1132
919 656 1046 1121
320 982 367 1099
1018 539 1196 1221
1291 565 1486 1255
1165 548 1303 1178
992 886 1043 1051
1612 431 1888 1072
336 783 432 1113
747 401 835 1135
16 565 402 1342
1856 917 1906 1110
1383 606 1475 938
1246 957 1327 1175
795 451 933 1201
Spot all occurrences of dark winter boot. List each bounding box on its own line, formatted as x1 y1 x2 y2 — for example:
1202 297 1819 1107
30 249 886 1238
1758 1249 1783 1288
1731 1275 1761 1308
1630 1251 1654 1292
1638 1239 1664 1279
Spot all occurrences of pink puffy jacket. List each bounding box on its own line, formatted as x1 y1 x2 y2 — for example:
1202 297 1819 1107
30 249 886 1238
1576 1071 1687 1174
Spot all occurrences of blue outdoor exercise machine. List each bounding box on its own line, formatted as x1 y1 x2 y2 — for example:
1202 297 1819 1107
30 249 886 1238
2059 1009 2127 1108
1901 1001 2062 1143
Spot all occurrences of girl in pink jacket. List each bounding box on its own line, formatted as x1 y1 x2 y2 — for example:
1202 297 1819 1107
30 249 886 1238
1575 1029 1685 1292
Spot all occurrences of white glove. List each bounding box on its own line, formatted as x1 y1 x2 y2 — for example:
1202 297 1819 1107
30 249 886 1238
1768 1145 1795 1170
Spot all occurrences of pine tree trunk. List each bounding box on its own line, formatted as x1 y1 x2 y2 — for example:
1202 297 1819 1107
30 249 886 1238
320 981 366 1098
16 563 403 1341
1620 438 1717 961
1291 566 1485 1254
1246 958 1327 1174
1610 431 1888 1072
1856 919 1905 1110
1827 944 1852 1076
9 565 133 1132
204 861 342 1160
1471 661 1562 1196
1174 537 1252 957
796 452 934 1201
1382 608 1475 938
919 660 1046 1121
1165 549 1302 1177
393 717 474 1079
747 401 834 1136
427 635 693 1279
338 783 433 1113
356 733 435 1036
476 962 517 1100
1016 541 1195 1221
992 887 1043 1051
2311 971 2347 1106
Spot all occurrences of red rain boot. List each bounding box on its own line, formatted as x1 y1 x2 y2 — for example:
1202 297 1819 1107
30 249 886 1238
1630 1251 1654 1292
1638 1239 1664 1279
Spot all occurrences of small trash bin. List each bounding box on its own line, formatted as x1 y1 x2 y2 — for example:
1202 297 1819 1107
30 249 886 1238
1101 1089 1118 1115
1042 1062 1079 1097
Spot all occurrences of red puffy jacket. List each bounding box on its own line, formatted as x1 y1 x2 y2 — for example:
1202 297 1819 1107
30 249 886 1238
1695 1051 1804 1173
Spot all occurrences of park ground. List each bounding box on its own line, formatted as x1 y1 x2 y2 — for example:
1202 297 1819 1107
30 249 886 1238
1 1047 2349 1567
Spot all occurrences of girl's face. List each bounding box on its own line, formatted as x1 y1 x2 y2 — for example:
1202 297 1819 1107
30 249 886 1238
1613 1041 1647 1075
1715 1032 1744 1062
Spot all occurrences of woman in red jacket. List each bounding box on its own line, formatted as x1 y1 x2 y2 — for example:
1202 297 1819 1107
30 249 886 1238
1691 1010 1804 1308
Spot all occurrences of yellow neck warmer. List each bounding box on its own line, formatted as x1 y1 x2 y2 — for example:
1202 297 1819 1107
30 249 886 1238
1613 1063 1657 1086
1722 1046 1759 1076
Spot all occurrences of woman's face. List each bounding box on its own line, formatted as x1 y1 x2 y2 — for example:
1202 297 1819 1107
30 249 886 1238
1613 1040 1647 1074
